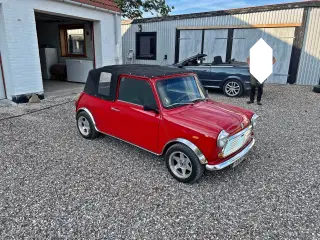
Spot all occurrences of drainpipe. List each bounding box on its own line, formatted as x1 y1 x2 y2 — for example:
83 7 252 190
53 0 122 15
0 53 7 99
114 14 120 64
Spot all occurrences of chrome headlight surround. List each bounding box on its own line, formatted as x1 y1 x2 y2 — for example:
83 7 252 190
217 130 229 148
251 114 259 128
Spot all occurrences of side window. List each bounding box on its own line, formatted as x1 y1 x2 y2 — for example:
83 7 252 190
118 78 157 107
98 72 112 96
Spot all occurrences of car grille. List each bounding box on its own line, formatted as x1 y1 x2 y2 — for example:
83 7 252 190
222 126 252 157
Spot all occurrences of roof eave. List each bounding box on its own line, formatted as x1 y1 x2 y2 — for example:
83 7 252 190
132 1 320 24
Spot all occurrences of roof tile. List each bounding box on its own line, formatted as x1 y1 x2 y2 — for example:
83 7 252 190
71 0 121 13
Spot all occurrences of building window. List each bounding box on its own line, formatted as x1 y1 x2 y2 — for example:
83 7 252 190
136 32 157 60
59 25 86 57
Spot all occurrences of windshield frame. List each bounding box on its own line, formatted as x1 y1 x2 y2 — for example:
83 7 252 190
155 74 207 109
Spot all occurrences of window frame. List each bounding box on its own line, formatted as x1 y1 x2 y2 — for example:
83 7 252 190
97 72 112 98
59 24 87 58
135 32 157 60
155 74 207 109
116 75 159 109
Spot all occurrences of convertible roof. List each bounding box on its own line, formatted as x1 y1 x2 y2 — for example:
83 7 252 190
83 64 193 101
95 64 192 78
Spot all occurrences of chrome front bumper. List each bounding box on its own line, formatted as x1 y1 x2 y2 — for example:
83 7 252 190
206 138 255 171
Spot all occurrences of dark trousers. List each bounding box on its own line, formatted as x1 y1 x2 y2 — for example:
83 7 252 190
250 75 263 102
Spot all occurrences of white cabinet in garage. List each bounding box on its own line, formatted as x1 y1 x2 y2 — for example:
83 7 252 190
203 29 228 63
231 27 295 84
179 30 202 61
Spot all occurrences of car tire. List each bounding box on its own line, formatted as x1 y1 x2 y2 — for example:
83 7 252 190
223 79 244 97
76 111 99 139
313 85 320 93
165 143 205 183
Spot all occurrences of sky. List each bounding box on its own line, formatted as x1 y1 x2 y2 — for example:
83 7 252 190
143 0 303 17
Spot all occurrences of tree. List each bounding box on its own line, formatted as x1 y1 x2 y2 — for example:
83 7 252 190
114 0 174 19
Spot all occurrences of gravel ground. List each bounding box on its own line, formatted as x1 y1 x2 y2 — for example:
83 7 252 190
0 84 319 239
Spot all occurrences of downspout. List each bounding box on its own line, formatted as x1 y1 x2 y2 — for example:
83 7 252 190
0 52 7 99
114 14 120 64
54 0 122 15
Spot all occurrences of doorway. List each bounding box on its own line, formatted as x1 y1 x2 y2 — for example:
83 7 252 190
35 12 95 96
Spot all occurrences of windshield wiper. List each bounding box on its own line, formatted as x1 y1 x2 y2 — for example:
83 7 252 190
166 102 194 108
191 97 208 103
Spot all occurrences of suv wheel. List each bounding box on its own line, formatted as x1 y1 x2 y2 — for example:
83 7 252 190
76 111 99 139
165 143 205 183
223 79 243 97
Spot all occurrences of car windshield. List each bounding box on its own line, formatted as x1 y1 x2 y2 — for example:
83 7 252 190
156 75 207 109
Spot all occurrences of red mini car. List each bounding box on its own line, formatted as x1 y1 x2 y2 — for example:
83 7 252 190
75 65 258 183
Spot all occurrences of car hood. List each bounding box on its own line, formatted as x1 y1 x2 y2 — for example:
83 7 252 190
167 100 252 135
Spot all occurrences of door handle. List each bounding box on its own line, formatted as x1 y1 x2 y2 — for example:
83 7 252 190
111 107 120 112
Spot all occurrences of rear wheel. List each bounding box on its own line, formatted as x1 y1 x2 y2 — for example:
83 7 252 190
223 79 244 97
76 111 99 139
165 143 205 183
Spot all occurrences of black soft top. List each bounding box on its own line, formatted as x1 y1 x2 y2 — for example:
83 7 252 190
84 64 192 101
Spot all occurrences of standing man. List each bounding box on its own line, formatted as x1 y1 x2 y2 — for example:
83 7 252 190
247 56 276 105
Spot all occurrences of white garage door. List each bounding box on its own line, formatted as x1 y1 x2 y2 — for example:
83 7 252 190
179 30 202 61
203 29 228 63
232 27 295 84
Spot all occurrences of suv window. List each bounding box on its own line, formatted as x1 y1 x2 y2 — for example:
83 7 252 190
118 78 157 107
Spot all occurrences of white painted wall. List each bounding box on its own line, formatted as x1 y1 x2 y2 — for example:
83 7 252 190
0 4 5 99
0 57 5 99
0 0 122 100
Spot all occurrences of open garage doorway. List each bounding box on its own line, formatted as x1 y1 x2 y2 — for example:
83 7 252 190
35 12 96 97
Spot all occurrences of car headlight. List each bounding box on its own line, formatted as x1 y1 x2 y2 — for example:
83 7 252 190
251 114 259 127
217 130 229 148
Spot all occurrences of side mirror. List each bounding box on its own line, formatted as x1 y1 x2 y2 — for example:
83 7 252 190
143 105 159 114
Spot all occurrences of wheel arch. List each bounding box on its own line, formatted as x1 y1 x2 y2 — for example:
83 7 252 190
77 107 98 131
161 138 207 164
220 76 243 88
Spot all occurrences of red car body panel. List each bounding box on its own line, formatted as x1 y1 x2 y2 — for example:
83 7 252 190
76 72 255 165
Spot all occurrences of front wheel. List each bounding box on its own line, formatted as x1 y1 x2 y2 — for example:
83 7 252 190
223 79 244 97
165 143 205 183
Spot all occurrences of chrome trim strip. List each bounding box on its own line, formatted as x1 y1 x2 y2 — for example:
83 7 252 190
117 99 143 107
77 108 207 163
229 125 252 140
77 107 98 131
162 138 208 164
206 138 255 171
77 108 161 155
211 66 233 68
221 125 253 157
203 85 220 89
201 79 222 82
98 129 162 156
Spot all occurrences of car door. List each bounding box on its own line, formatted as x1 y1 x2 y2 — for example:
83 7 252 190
184 65 212 87
203 65 233 89
109 77 160 153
